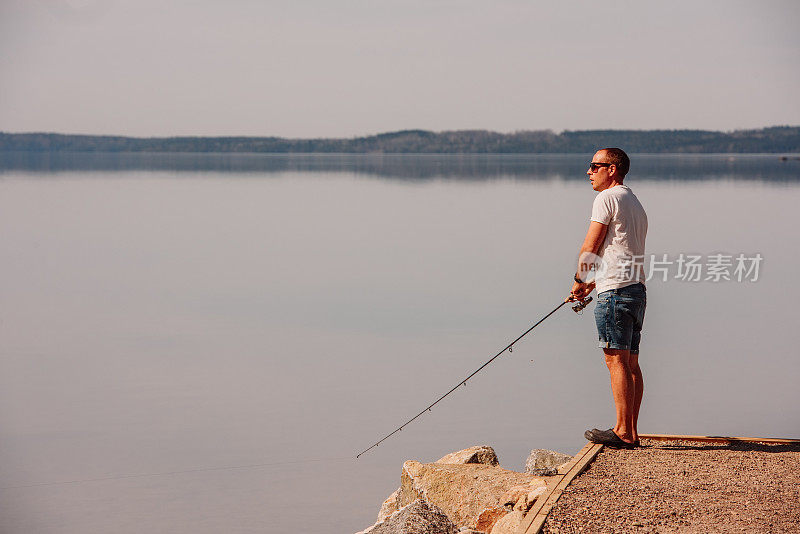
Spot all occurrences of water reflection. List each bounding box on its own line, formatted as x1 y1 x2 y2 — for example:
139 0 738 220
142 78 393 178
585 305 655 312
1 151 798 182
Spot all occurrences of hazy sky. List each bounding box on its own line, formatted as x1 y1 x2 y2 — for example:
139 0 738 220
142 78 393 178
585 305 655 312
1 0 798 138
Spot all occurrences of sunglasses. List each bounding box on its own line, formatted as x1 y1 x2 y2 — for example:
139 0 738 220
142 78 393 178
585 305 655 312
589 162 613 172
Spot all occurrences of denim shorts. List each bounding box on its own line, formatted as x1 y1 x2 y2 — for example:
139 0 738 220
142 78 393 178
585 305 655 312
594 283 647 353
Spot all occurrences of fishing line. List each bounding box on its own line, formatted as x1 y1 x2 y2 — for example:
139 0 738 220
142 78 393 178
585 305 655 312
356 295 591 458
2 296 591 487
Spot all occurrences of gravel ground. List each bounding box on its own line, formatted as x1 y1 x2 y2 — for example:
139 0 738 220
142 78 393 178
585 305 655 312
543 439 800 533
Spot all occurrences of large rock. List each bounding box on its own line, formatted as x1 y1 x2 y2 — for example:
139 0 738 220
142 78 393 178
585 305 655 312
378 446 499 523
435 446 499 466
524 449 573 476
356 499 459 534
399 460 546 530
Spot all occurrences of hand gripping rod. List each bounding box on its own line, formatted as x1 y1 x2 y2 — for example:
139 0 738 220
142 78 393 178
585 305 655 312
356 296 590 458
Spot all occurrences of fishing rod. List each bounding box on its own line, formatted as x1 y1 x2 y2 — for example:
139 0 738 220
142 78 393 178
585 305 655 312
355 294 592 458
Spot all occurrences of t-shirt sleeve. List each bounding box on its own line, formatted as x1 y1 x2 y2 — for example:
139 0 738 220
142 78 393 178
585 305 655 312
590 191 614 225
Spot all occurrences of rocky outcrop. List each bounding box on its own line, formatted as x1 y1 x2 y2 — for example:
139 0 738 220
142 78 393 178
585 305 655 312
399 460 545 530
377 446 501 523
435 445 499 466
357 499 458 534
358 445 574 534
524 449 573 476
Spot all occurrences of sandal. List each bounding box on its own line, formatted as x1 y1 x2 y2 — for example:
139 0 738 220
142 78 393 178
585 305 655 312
584 428 636 449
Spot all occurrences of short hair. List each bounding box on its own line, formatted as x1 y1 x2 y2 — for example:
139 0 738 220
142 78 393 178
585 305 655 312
600 147 630 178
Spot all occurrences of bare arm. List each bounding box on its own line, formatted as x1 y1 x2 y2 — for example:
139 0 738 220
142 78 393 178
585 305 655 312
569 221 608 300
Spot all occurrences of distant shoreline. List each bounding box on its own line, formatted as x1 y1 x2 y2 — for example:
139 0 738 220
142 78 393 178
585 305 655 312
2 126 800 154
4 148 798 182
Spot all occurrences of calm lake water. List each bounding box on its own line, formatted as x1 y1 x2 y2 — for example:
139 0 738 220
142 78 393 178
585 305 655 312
1 153 798 533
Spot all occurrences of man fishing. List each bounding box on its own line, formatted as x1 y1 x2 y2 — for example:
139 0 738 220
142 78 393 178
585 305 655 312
357 148 648 458
569 148 648 449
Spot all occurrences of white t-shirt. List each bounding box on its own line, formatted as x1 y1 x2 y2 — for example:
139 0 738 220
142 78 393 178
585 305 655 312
590 184 648 293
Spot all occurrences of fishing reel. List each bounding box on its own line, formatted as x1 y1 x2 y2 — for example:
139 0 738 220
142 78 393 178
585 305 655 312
571 296 593 314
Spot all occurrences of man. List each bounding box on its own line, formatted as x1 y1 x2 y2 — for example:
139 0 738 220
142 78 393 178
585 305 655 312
569 148 647 449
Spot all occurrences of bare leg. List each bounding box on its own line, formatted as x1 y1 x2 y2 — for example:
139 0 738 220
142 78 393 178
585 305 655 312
604 349 635 443
629 352 643 442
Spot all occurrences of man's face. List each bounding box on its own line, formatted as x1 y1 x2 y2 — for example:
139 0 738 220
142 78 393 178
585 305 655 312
587 150 616 192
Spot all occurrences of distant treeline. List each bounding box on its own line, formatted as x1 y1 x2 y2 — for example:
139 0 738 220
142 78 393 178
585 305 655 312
2 126 799 153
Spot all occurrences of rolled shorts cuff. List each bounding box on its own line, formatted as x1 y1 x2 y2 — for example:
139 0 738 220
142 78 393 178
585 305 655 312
598 340 639 353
